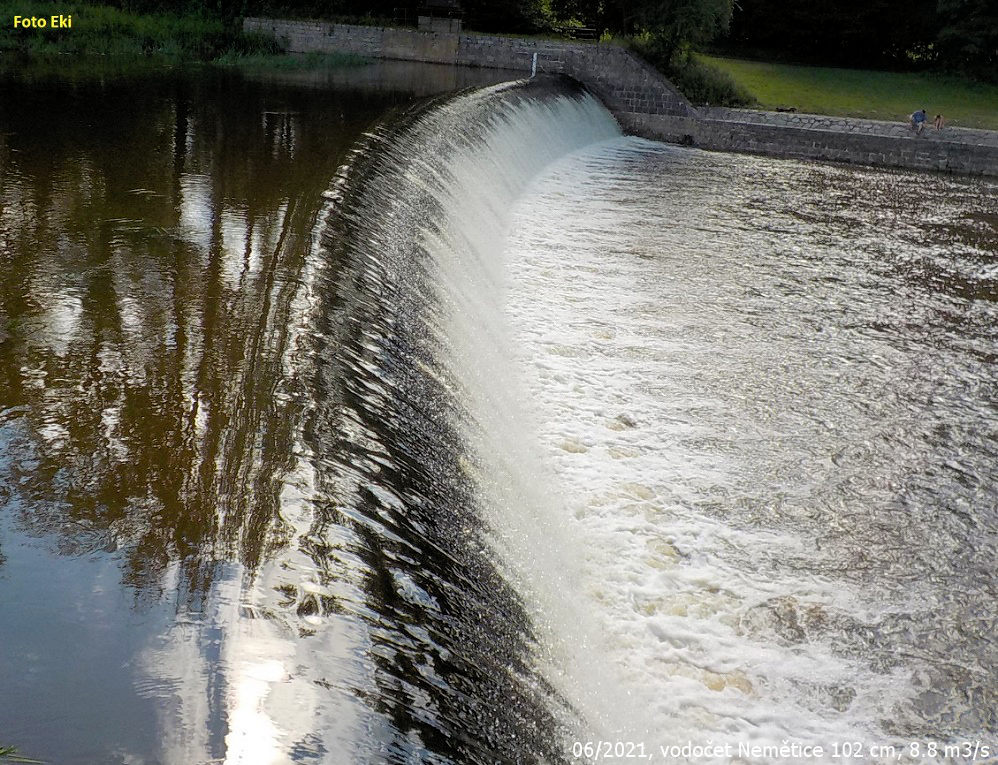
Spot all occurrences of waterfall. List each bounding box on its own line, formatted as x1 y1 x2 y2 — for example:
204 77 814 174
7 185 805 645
139 77 626 764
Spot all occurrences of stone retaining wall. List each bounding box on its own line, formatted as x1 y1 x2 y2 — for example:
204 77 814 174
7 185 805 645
624 112 998 176
243 17 998 176
244 17 695 118
703 107 998 149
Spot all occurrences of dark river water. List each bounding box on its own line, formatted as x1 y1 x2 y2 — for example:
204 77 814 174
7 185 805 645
1 62 997 765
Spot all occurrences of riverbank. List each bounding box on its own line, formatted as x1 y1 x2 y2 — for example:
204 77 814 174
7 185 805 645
0 1 277 60
700 54 998 131
0 2 368 83
245 17 998 177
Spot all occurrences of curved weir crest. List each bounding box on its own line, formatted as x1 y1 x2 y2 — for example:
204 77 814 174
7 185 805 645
306 78 627 759
216 78 622 763
130 75 997 763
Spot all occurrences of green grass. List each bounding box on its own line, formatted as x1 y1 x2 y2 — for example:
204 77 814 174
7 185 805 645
700 54 998 130
625 37 753 107
0 0 281 59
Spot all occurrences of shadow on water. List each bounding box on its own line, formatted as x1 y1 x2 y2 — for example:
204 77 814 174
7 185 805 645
0 62 561 764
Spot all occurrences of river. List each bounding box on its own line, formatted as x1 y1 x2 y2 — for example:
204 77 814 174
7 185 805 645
0 63 996 764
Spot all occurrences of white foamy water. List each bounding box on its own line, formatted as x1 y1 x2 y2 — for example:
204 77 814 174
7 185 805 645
487 138 998 761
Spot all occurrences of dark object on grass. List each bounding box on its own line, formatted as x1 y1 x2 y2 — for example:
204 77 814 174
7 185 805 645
555 26 599 40
418 0 463 32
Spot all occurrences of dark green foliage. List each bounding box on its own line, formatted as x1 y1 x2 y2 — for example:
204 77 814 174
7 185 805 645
668 51 753 105
724 0 937 68
0 0 283 58
548 0 734 55
936 0 998 80
721 0 996 80
629 36 752 105
460 0 550 32
550 0 602 27
238 0 399 22
622 0 732 51
236 0 550 32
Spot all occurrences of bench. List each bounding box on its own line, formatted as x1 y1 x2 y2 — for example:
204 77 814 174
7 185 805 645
555 26 599 40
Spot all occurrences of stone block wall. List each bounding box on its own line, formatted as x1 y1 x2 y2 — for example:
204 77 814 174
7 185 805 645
624 112 998 176
243 17 998 176
242 17 695 117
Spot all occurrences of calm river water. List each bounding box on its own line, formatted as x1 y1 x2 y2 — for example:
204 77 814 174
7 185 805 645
0 64 996 765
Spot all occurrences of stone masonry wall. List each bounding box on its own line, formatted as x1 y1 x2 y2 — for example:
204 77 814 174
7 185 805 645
624 112 998 176
244 17 998 176
243 17 695 118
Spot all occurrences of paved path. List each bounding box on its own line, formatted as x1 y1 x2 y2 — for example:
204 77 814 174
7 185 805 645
704 108 998 148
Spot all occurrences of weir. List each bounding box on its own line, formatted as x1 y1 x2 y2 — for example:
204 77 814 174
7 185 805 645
244 16 998 177
138 77 623 763
2 46 996 764
281 76 626 762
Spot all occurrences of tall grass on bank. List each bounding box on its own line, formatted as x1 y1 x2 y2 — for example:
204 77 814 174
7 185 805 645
626 36 754 107
0 0 282 59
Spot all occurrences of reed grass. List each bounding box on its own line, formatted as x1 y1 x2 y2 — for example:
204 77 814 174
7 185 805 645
0 745 43 764
214 50 369 69
0 0 281 60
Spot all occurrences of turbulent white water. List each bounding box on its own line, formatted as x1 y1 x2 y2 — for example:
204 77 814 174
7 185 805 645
14 74 991 764
489 139 998 760
319 80 998 762
434 132 904 751
500 140 904 753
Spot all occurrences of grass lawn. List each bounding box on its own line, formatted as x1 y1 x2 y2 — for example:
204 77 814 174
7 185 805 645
700 54 998 130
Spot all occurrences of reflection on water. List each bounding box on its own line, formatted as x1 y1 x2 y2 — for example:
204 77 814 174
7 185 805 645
0 70 362 586
0 63 519 764
5 60 997 765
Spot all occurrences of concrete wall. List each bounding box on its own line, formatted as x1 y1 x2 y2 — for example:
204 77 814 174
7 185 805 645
244 17 998 176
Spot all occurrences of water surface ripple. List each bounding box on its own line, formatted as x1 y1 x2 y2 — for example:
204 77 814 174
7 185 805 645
502 139 998 755
2 67 997 765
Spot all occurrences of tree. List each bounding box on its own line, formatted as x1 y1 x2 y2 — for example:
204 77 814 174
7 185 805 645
549 0 602 28
936 0 998 79
550 0 734 56
724 0 939 69
461 0 550 32
629 0 734 55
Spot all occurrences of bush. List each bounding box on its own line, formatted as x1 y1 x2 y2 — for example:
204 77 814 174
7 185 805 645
0 0 284 59
671 53 753 106
627 34 753 107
